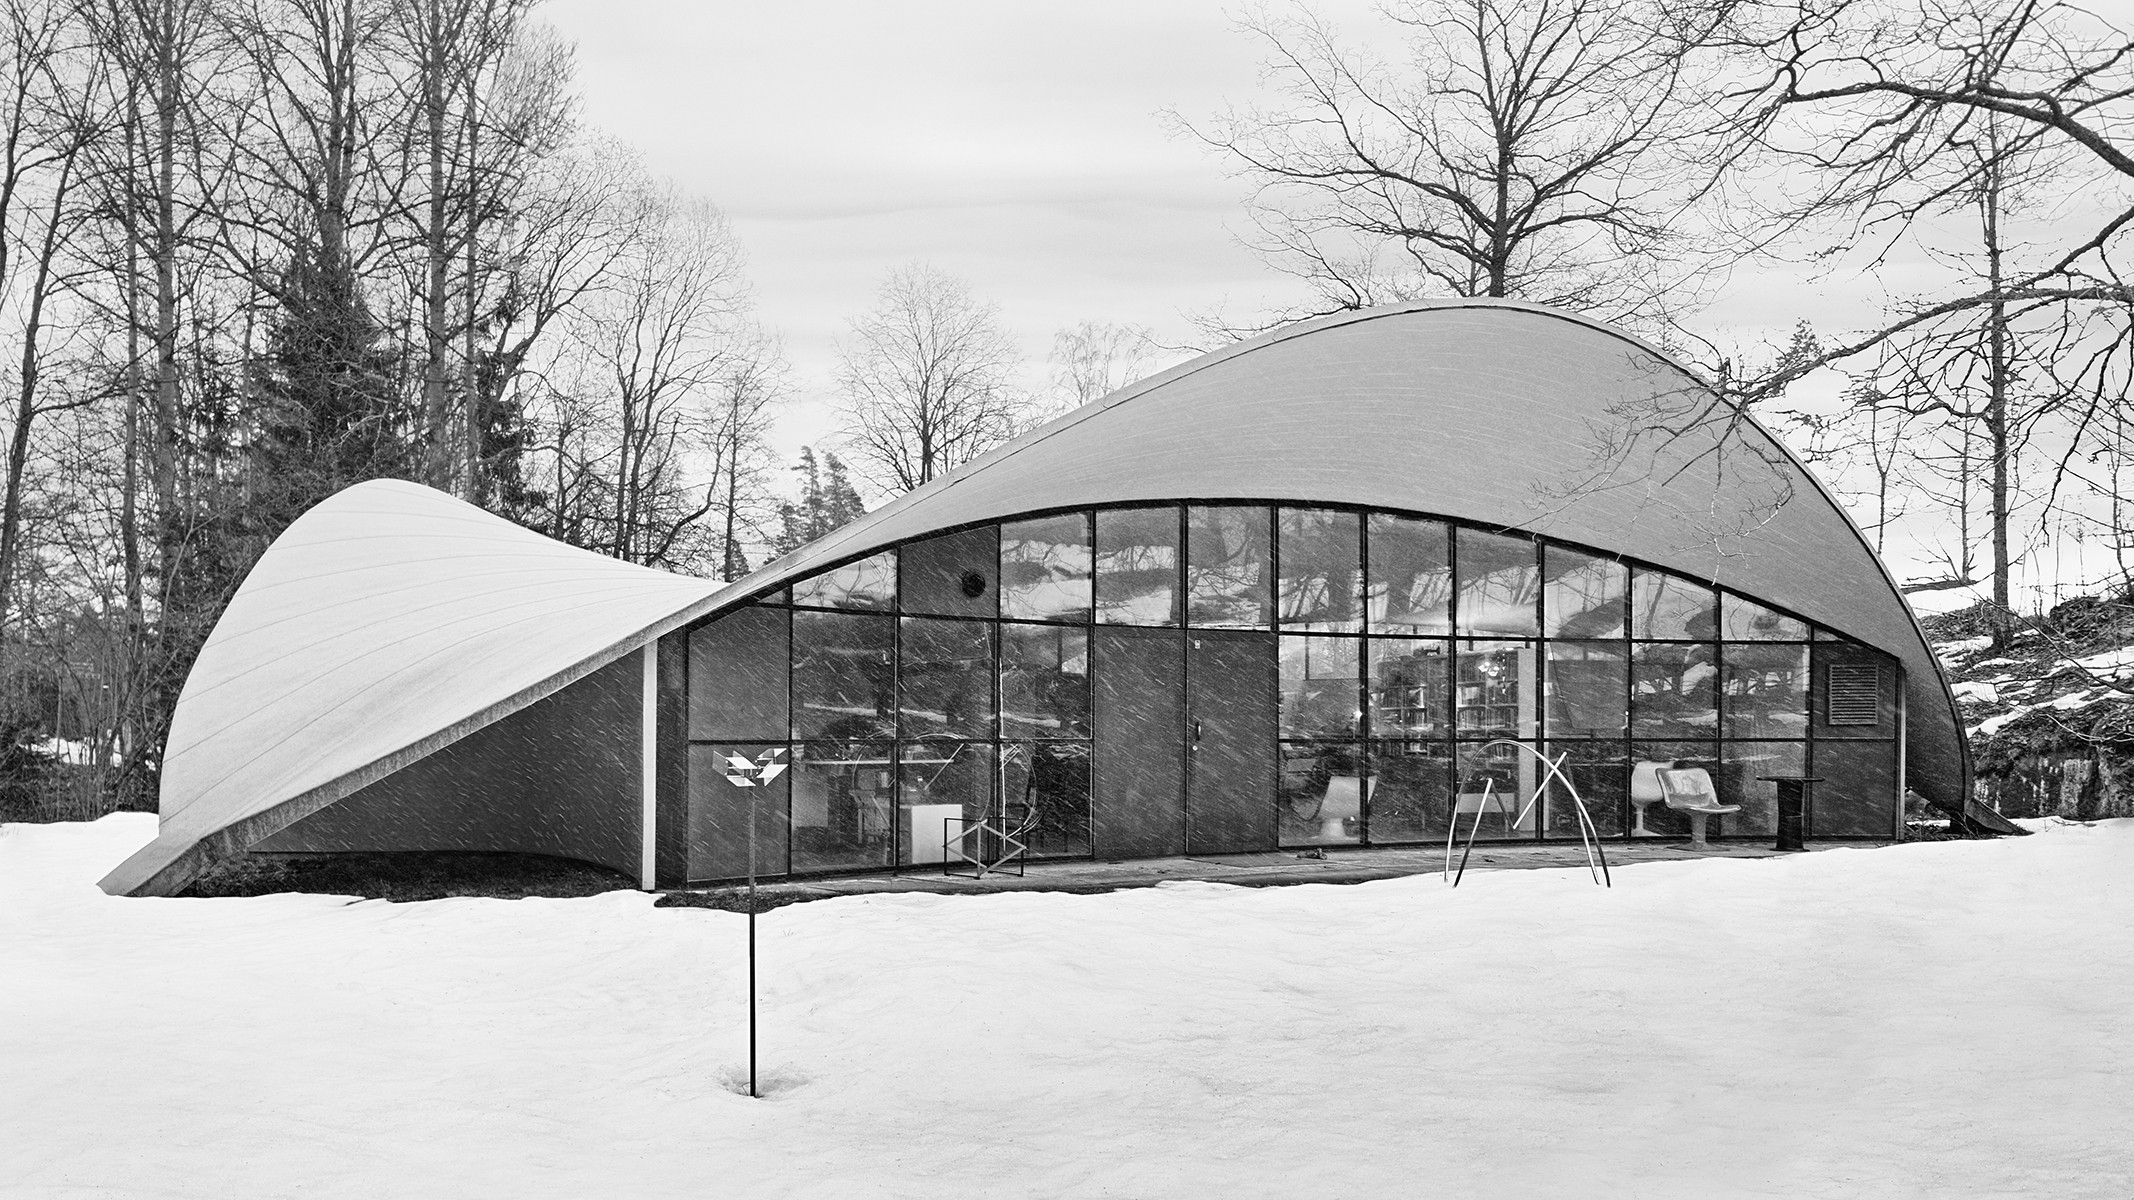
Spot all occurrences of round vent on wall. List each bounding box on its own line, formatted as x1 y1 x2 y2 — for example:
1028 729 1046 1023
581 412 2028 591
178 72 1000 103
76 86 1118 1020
960 570 988 599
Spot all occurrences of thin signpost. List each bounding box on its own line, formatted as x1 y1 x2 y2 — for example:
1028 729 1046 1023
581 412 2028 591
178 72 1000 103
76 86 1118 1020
722 748 787 1100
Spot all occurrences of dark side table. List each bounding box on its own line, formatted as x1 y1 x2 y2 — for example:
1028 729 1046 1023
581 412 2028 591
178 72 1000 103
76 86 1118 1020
1759 775 1822 852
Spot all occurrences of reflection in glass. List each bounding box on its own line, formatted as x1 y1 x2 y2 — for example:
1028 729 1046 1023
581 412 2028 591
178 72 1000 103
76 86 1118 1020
1543 546 1627 638
1455 739 1539 837
1368 638 1450 740
1095 507 1180 626
1454 639 1538 739
899 740 994 865
688 605 789 740
1627 741 1720 837
791 611 894 740
1719 740 1805 836
1723 643 1810 738
789 741 894 873
898 617 994 739
1001 740 1092 858
1722 593 1808 641
1001 514 1093 622
1632 570 1716 640
1278 508 1362 631
901 527 999 619
791 551 896 611
1631 642 1718 737
1546 642 1627 736
687 743 789 881
1811 739 1897 837
1185 505 1272 628
1367 741 1454 841
1367 514 1452 633
999 622 1089 739
1456 530 1540 636
1279 635 1361 739
1540 740 1626 839
1279 742 1366 846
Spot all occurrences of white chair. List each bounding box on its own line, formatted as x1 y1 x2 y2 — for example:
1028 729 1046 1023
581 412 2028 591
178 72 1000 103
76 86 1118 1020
1312 775 1375 842
1629 760 1670 837
1657 766 1739 847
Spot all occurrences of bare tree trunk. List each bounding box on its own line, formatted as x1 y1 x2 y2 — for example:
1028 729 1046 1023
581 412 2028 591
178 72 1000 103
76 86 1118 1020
0 149 80 639
419 0 451 489
1983 156 2014 647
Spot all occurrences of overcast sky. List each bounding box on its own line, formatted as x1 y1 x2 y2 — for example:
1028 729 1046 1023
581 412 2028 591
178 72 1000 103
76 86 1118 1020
536 1 1868 436
532 0 2110 606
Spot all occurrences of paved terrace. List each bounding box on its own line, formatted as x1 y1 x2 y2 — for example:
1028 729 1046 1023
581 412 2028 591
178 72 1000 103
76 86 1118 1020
658 839 1889 909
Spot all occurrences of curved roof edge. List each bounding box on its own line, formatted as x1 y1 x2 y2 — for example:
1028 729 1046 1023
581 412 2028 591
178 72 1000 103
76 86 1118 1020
660 299 1974 814
100 481 747 897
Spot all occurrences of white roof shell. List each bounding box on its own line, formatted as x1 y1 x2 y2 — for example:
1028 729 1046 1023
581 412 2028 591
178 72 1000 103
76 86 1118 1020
103 300 1972 895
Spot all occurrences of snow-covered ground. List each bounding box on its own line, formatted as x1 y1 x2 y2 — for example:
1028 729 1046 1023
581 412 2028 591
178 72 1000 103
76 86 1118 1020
6 815 2133 1199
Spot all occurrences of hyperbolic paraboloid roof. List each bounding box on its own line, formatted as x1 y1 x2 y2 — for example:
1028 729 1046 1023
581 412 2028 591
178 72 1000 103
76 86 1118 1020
102 300 1972 896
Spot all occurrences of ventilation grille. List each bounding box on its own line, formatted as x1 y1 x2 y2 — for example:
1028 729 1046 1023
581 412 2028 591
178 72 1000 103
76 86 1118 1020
1827 663 1881 725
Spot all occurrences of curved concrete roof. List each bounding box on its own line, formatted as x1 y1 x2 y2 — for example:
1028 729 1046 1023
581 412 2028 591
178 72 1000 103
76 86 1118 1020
104 300 1970 896
98 481 725 896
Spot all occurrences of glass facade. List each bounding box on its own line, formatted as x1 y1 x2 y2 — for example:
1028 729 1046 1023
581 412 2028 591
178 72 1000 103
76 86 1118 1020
679 503 1901 881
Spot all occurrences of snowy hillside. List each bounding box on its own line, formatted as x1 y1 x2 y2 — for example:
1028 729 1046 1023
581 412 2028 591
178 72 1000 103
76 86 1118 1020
1929 595 2134 819
6 814 2132 1198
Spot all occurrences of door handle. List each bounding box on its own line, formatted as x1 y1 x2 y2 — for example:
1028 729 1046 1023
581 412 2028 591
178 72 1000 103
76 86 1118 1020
1191 718 1204 743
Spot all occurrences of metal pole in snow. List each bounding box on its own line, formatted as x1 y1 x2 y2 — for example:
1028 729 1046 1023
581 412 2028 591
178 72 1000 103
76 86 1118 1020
725 749 783 1101
747 775 758 1100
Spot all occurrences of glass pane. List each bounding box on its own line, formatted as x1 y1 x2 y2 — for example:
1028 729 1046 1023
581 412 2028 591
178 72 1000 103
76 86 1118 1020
999 622 1090 739
1279 635 1362 739
1811 739 1897 837
1456 530 1539 636
1095 507 1180 626
898 617 994 739
686 743 789 881
791 611 895 740
901 526 999 618
1630 642 1719 737
1002 739 1092 858
1719 741 1806 837
1185 505 1272 628
1722 593 1808 641
1368 741 1454 841
1627 741 1720 837
1280 742 1367 847
1367 514 1452 633
900 740 994 866
1001 513 1093 623
1546 642 1627 737
1632 570 1716 640
1278 508 1362 631
688 606 789 740
1367 637 1450 741
1543 545 1627 638
789 741 894 873
791 550 896 611
1540 740 1626 839
1723 643 1810 738
1455 740 1541 837
1454 639 1538 739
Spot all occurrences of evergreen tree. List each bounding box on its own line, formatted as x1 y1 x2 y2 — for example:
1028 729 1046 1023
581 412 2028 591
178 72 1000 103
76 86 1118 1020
249 245 410 539
768 445 867 556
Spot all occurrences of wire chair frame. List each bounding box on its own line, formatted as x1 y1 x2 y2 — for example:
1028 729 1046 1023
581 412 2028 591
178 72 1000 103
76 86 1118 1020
1442 740 1612 888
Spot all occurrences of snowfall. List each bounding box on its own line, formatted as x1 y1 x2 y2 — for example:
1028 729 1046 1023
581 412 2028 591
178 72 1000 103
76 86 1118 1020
6 816 2133 1199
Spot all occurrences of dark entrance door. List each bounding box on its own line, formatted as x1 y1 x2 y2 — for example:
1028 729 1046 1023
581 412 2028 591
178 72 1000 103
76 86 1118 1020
1091 627 1185 858
1185 631 1277 855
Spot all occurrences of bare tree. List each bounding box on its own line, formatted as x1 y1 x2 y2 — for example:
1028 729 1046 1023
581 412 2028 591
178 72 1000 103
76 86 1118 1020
1048 319 1161 415
564 186 749 566
835 263 1025 494
1176 0 1727 336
